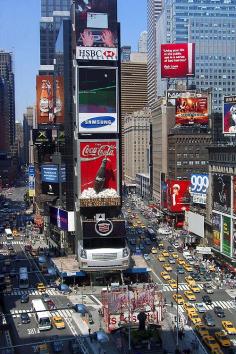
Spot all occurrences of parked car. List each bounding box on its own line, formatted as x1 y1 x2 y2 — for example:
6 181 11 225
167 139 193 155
214 306 225 318
20 312 31 324
203 313 216 327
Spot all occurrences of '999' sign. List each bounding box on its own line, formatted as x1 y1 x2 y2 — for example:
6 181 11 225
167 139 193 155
191 174 209 194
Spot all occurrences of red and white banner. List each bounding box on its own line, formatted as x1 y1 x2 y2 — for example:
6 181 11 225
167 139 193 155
167 180 191 213
76 47 118 61
161 43 195 78
108 311 158 330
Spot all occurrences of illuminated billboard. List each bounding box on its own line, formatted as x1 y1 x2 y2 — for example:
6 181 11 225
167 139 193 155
161 43 195 78
222 216 231 257
33 129 52 145
79 140 120 207
167 180 191 213
28 165 35 197
190 174 209 205
78 67 118 133
212 213 221 251
176 97 208 125
41 164 66 183
76 0 117 23
233 176 236 217
212 174 231 214
223 96 236 134
76 46 118 61
54 76 64 122
49 206 75 232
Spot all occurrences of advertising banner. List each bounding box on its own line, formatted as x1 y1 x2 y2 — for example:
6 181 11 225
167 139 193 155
78 67 118 133
28 165 35 197
167 180 191 213
222 215 231 257
49 206 75 232
76 0 117 23
223 96 236 134
54 76 64 122
108 311 158 330
79 140 120 207
190 174 209 205
76 46 118 61
233 221 236 258
212 213 221 250
42 182 59 196
212 174 231 214
41 164 66 183
82 219 126 238
33 129 52 146
233 176 236 216
175 97 208 125
161 43 195 78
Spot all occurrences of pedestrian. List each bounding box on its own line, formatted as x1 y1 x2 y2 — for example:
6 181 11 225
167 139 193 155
88 328 92 342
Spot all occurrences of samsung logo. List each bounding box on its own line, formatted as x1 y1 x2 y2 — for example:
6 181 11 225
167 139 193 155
81 116 115 129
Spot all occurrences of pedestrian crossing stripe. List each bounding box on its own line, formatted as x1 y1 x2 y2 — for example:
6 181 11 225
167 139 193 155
162 283 205 292
2 241 24 245
10 308 74 319
3 288 60 296
178 300 236 313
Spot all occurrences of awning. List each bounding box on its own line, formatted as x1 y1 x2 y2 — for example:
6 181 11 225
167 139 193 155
124 268 148 274
61 271 86 277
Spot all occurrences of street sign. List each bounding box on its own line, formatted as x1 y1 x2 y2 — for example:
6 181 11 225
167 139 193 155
96 213 105 221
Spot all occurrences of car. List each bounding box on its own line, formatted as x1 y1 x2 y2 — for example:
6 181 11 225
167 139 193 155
47 300 56 311
173 241 179 248
203 283 214 294
203 273 212 281
20 312 31 324
183 303 196 314
42 293 51 303
145 239 152 245
208 264 215 272
189 284 201 293
202 336 221 351
195 303 207 313
58 283 71 294
168 257 175 264
24 244 32 252
203 313 216 326
160 271 171 281
162 250 169 257
163 263 172 272
172 252 179 259
185 276 196 286
190 272 201 281
184 290 196 301
151 247 158 254
183 263 193 272
199 265 207 275
188 311 202 325
143 254 150 261
177 258 185 265
214 331 231 347
195 324 209 337
139 243 145 250
36 282 46 292
167 246 174 253
222 321 236 335
158 255 166 262
7 244 13 251
168 279 177 289
202 295 212 305
52 315 65 329
177 265 185 274
214 306 225 318
21 294 29 303
172 293 185 305
51 335 63 352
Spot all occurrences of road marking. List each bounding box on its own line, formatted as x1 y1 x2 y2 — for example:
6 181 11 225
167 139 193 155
4 288 60 296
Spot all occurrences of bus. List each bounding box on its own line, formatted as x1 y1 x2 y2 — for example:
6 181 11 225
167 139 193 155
5 228 13 240
32 299 51 331
19 267 29 289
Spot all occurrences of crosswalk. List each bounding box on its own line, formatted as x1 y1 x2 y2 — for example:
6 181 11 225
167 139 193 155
4 288 60 296
180 300 236 311
162 283 206 292
10 308 74 319
2 240 24 245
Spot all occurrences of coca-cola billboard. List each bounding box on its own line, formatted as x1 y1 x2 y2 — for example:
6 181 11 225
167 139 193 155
79 140 120 207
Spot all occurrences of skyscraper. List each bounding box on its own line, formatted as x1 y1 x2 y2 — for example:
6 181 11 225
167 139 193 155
23 107 34 165
147 0 163 108
40 0 71 72
138 31 147 53
156 0 236 112
0 50 15 149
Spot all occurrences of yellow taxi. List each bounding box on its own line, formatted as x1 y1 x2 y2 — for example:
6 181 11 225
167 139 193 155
189 284 201 293
222 321 236 335
162 250 169 257
172 293 185 305
36 282 46 293
160 271 171 281
172 252 179 259
214 331 231 347
183 303 196 314
208 264 216 272
195 324 210 337
184 290 196 301
177 258 185 265
133 223 137 227
163 263 172 272
151 247 158 254
137 220 141 225
52 315 66 329
168 279 177 290
158 241 164 248
188 311 202 325
13 229 18 237
202 336 221 352
141 224 146 228
158 255 166 262
185 276 196 286
183 263 193 272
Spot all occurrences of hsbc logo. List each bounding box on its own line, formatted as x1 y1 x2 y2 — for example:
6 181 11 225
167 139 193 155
95 219 113 236
76 46 118 61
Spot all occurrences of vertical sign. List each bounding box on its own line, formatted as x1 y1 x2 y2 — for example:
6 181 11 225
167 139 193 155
212 213 221 251
28 165 35 197
222 216 231 257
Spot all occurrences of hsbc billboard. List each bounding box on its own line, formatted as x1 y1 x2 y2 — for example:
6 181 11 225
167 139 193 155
161 43 195 78
76 47 118 61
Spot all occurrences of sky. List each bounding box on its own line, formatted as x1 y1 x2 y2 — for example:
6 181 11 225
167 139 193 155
0 0 147 122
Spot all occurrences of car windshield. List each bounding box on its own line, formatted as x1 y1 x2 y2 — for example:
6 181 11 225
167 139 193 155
208 338 216 344
227 324 233 328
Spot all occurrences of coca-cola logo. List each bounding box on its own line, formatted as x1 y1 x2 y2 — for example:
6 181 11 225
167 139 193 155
95 219 113 236
81 143 116 161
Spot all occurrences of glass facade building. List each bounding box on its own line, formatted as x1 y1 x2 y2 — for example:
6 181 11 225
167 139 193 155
156 0 236 112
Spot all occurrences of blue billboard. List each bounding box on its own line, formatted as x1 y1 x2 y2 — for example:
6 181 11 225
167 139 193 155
49 206 75 232
28 165 35 197
190 174 209 205
41 164 66 183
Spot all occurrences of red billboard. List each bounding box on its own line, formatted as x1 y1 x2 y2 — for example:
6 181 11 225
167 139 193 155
167 180 191 213
175 97 208 125
79 140 120 207
161 43 195 78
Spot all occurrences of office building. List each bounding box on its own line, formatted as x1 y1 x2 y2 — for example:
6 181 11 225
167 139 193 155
138 31 147 53
147 0 163 108
40 0 71 72
0 50 15 147
121 46 131 62
156 0 236 112
23 106 34 165
124 108 151 184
